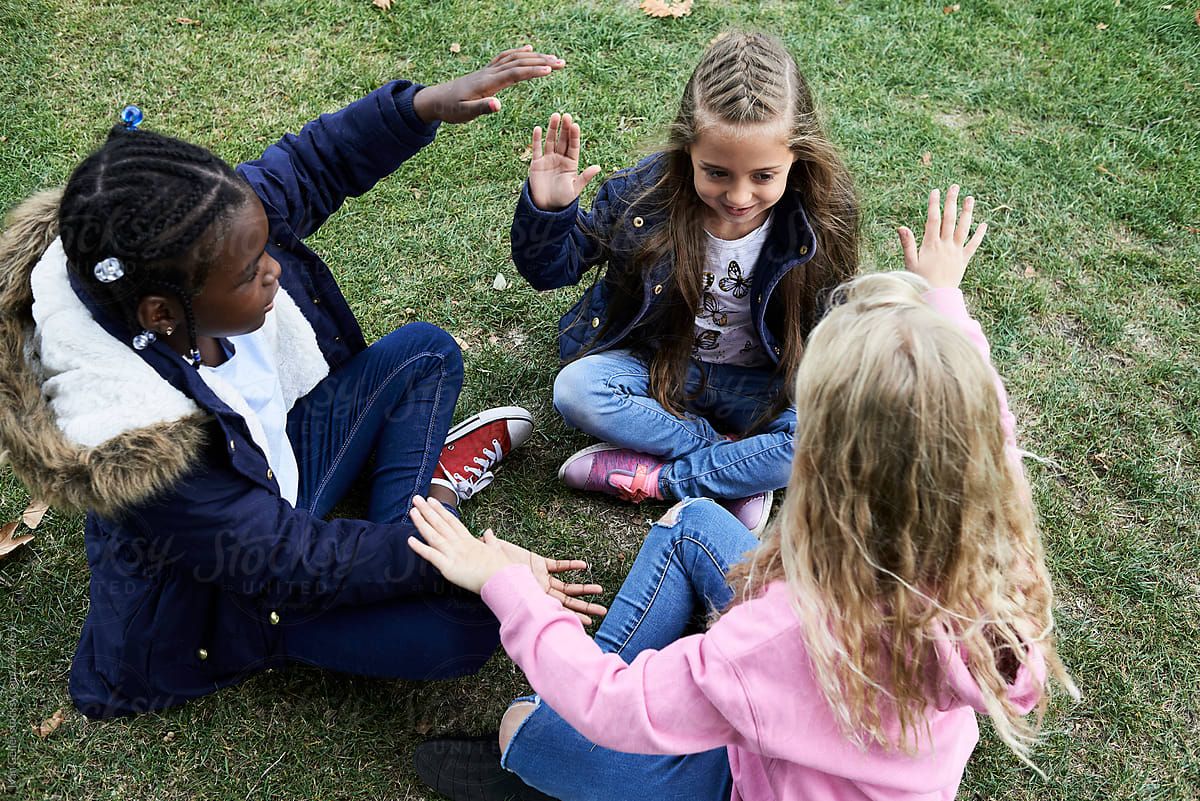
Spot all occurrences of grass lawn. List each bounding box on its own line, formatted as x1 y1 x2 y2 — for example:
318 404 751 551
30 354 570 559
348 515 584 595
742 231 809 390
1 0 1198 798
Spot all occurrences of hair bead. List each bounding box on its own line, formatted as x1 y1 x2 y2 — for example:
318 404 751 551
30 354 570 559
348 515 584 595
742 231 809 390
120 105 144 130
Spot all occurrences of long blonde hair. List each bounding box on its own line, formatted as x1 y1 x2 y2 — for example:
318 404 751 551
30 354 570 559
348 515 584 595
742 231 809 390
728 272 1076 764
590 31 859 429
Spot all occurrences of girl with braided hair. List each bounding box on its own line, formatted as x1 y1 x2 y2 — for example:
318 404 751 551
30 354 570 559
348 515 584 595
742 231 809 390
510 31 861 535
0 48 600 718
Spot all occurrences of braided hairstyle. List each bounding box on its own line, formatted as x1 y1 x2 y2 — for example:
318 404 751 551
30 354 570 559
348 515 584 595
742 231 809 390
59 123 255 363
596 31 860 429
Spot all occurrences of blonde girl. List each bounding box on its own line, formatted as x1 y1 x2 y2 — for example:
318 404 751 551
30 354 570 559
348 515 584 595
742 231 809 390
406 186 1076 801
511 31 860 534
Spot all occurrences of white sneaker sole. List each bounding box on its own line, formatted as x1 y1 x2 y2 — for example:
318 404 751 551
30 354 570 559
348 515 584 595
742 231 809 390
445 406 534 450
556 442 623 483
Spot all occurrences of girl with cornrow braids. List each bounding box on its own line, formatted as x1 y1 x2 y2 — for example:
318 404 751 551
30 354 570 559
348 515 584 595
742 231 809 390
0 48 602 718
510 31 861 535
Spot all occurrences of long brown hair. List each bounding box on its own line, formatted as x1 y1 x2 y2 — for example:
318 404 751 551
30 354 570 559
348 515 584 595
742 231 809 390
599 31 859 426
727 273 1077 765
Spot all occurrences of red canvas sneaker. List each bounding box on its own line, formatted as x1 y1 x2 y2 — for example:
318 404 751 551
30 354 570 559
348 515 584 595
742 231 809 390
434 406 533 501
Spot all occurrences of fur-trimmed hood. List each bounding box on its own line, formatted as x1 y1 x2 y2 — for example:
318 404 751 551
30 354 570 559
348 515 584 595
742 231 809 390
0 190 328 517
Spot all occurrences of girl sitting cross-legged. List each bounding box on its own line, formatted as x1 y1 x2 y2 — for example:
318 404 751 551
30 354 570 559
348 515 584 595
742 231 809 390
511 31 861 534
409 186 1078 801
0 48 598 719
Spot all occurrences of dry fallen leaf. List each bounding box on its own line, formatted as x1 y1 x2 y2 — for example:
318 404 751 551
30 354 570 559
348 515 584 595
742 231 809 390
449 42 461 54
1024 265 1037 278
174 17 200 26
1195 7 1199 26
640 0 694 18
920 151 932 167
372 0 392 10
453 335 471 351
1096 22 1109 29
33 709 66 739
519 145 534 162
943 4 960 13
488 335 500 345
22 500 49 530
492 273 509 291
0 521 33 560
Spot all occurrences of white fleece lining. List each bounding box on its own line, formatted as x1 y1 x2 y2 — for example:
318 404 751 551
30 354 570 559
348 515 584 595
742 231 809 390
29 238 330 449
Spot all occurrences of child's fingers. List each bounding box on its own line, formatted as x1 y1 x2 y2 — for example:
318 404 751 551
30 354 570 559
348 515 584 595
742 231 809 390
531 126 543 160
897 226 919 271
406 535 449 572
924 189 941 245
574 165 602 194
545 558 589 574
460 98 501 118
565 119 581 163
423 496 477 541
955 195 974 245
557 113 573 155
963 221 988 261
546 113 560 154
488 44 535 65
408 503 447 548
941 184 959 240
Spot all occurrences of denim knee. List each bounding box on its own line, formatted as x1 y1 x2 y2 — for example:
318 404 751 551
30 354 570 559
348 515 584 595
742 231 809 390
379 322 463 379
646 498 748 557
552 358 599 429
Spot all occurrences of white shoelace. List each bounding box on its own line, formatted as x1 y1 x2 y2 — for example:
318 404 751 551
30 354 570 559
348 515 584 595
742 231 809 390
441 438 504 500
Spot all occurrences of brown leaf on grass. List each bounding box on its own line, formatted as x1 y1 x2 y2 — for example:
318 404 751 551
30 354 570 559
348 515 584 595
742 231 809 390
1186 226 1200 234
0 521 33 560
519 145 534 162
174 17 200 26
1023 265 1037 278
943 4 960 13
640 0 694 18
453 335 471 351
1096 22 1109 29
22 500 49 530
372 0 392 10
920 151 932 167
33 708 66 739
449 42 461 54
1195 7 1199 26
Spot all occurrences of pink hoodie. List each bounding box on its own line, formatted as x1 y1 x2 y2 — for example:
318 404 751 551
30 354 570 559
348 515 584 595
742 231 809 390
479 288 1046 801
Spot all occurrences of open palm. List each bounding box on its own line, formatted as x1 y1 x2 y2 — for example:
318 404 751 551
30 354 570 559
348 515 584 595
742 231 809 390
528 112 602 211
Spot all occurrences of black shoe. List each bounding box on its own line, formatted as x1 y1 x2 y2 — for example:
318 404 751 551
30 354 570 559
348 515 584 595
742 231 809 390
412 735 558 801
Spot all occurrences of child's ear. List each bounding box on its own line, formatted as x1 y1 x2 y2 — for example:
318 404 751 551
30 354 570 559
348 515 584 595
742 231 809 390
136 295 180 333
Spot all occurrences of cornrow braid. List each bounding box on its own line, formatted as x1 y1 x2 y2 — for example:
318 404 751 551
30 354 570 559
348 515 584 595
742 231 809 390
59 123 254 358
149 278 203 366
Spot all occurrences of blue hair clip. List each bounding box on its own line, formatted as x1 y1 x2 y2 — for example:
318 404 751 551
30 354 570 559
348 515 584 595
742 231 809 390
120 105 144 130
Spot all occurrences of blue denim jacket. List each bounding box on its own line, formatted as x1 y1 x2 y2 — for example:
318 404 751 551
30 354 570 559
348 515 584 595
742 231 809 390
58 81 448 718
510 154 819 365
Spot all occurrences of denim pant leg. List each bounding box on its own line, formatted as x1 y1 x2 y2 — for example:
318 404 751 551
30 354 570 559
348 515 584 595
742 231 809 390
659 362 796 500
502 500 759 801
286 321 462 523
281 322 499 679
552 350 724 459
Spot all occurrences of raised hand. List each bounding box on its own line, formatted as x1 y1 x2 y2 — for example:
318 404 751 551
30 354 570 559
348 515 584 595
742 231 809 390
528 112 602 211
897 184 987 290
407 496 606 625
413 45 565 125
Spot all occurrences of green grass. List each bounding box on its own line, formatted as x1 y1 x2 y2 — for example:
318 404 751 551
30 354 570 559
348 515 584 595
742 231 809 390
2 0 1198 798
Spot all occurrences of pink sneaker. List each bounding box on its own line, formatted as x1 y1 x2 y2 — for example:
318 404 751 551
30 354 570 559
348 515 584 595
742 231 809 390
720 491 774 536
434 406 533 501
558 443 665 503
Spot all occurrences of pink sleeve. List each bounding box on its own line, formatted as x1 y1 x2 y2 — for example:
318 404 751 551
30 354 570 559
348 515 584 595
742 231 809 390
481 564 756 756
923 287 1018 452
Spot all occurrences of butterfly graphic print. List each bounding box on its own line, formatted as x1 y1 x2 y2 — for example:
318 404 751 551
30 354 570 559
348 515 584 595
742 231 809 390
719 260 751 299
700 292 729 327
693 329 720 353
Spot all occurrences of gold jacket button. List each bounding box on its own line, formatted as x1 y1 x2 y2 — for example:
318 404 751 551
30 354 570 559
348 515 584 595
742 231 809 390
197 648 209 661
229 440 235 451
269 611 281 625
653 284 663 295
591 317 600 328
266 468 274 480
799 245 809 255
632 216 644 228
757 294 763 304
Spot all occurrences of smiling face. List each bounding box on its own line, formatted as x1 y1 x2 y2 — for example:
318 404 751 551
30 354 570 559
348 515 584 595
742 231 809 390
189 196 281 338
689 122 795 240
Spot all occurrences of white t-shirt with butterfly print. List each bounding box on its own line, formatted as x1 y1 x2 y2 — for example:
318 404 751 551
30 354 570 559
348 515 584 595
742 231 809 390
693 212 773 367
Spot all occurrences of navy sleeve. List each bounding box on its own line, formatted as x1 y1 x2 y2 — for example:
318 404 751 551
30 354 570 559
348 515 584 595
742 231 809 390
510 172 635 291
238 80 440 239
128 460 447 612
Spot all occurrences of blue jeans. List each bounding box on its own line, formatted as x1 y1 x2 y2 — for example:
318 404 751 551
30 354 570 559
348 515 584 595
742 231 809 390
281 323 500 679
502 499 759 801
553 350 795 499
